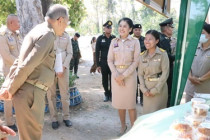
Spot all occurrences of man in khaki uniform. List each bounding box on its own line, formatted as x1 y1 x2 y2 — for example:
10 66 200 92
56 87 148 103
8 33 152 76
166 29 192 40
47 31 72 129
0 14 21 132
0 4 69 140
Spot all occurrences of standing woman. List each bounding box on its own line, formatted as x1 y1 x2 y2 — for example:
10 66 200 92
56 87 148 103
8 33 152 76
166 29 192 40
90 37 97 74
108 17 140 136
138 30 169 114
184 23 210 102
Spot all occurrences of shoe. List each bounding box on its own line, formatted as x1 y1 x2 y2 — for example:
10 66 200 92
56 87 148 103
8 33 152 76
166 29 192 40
63 120 72 127
109 96 112 102
52 121 59 130
104 96 109 102
8 124 18 132
117 125 127 137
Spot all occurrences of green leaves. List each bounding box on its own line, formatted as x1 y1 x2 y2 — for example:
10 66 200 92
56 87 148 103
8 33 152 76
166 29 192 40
0 0 16 25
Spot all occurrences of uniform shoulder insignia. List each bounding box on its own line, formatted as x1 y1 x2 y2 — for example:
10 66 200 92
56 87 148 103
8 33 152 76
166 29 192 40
160 48 165 52
0 27 7 36
132 36 138 40
140 51 145 55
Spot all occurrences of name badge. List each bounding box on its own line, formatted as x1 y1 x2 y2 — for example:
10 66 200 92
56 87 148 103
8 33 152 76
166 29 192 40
101 39 106 42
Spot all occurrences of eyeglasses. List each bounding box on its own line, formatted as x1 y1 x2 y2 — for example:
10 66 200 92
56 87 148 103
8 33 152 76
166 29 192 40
57 17 71 25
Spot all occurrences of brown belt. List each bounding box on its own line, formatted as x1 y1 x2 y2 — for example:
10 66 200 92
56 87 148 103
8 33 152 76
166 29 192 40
115 65 129 69
26 80 48 91
147 77 159 82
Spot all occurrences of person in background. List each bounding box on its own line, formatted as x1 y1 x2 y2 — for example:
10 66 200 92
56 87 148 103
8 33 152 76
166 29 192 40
138 30 169 114
108 17 140 136
47 31 72 130
0 14 21 132
184 23 210 102
0 4 69 140
133 23 146 105
159 18 175 107
90 37 97 75
96 20 116 102
70 33 81 78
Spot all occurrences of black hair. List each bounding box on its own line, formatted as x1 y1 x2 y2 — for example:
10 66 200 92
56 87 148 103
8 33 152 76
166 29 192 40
145 30 161 47
118 17 133 35
75 33 80 38
91 37 96 44
203 22 210 34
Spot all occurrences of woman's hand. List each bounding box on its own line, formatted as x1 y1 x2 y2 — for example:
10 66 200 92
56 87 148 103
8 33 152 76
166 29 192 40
189 76 202 85
115 75 125 86
144 91 154 97
0 125 16 140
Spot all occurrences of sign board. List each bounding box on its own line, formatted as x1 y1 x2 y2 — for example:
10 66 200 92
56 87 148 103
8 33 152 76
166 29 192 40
136 0 171 17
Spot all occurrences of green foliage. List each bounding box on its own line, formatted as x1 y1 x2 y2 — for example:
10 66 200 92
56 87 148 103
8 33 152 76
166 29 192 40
0 0 16 25
69 71 77 87
0 75 5 88
54 0 86 30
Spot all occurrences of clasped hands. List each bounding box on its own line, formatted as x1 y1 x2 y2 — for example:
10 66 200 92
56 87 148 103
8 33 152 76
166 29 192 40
189 75 203 85
115 75 125 86
144 90 154 97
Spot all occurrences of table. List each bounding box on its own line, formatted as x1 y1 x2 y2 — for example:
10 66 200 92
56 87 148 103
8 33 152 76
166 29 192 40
120 102 191 140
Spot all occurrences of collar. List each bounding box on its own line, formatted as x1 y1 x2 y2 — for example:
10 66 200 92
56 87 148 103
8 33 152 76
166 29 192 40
116 35 132 41
143 47 161 58
46 21 56 36
198 42 210 51
6 28 19 36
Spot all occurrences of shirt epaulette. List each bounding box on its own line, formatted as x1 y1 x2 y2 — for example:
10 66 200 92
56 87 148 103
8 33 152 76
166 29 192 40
0 30 6 36
132 36 138 40
140 51 145 55
160 48 165 52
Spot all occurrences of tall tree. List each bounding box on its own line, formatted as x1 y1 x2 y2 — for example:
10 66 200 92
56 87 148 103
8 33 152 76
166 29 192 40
15 0 44 37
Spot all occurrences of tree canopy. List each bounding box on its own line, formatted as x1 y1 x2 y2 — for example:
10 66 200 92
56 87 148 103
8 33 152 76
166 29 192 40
0 0 16 25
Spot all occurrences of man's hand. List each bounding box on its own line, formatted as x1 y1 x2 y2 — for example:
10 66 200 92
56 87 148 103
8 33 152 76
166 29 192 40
57 66 66 78
0 125 16 140
97 67 101 73
0 89 12 100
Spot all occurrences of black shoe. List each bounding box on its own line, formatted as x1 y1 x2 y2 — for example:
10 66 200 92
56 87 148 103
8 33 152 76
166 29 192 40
63 120 72 127
109 96 112 102
52 121 59 130
8 124 18 132
104 96 109 102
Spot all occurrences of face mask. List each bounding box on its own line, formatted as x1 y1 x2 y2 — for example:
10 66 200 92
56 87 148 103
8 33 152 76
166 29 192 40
199 34 209 43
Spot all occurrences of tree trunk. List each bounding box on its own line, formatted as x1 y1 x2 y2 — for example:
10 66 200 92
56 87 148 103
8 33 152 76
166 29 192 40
41 0 53 17
16 0 44 37
131 0 135 21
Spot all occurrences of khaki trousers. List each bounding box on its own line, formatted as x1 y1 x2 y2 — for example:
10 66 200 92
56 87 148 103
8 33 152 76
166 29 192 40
13 83 46 140
3 68 15 126
4 100 14 125
47 69 70 122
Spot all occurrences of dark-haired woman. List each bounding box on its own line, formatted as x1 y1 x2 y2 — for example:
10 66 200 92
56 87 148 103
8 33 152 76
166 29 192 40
90 37 97 75
138 30 169 114
108 17 140 136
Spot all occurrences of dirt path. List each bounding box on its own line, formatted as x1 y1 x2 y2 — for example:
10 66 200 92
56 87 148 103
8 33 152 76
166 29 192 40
0 36 143 140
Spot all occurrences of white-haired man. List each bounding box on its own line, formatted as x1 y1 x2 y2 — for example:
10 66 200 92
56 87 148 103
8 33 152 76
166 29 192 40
0 4 69 140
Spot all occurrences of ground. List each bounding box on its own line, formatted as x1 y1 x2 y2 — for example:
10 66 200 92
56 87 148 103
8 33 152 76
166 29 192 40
0 36 142 140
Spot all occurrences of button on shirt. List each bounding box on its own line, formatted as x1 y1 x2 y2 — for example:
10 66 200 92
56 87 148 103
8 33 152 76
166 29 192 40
138 47 169 94
95 34 116 66
185 43 210 95
107 35 140 78
54 32 72 68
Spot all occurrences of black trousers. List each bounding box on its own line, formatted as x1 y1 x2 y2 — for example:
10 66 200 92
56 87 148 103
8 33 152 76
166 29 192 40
167 67 173 107
136 77 143 103
70 57 79 74
101 62 112 98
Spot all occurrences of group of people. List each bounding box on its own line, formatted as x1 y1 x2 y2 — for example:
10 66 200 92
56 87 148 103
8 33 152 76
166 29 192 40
0 3 209 140
92 17 210 136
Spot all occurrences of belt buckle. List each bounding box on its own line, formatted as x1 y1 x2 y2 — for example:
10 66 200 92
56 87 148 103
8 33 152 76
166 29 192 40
120 65 123 69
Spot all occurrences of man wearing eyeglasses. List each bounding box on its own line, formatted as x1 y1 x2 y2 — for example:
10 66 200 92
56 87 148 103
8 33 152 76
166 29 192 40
96 20 116 102
0 4 69 140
